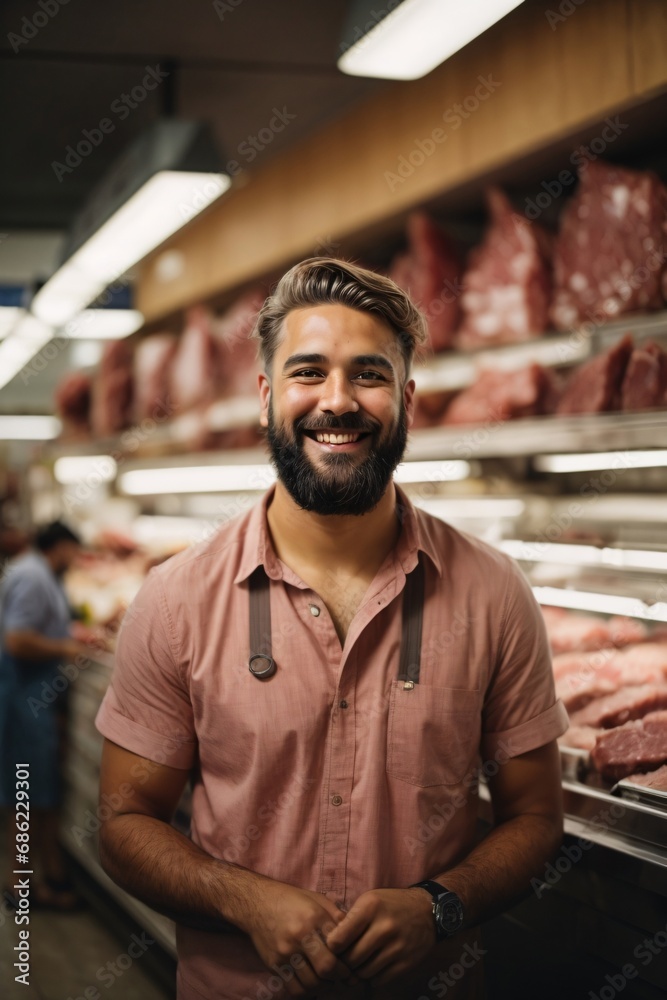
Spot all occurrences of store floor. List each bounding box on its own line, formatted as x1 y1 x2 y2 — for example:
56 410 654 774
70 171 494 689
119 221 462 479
0 818 175 1000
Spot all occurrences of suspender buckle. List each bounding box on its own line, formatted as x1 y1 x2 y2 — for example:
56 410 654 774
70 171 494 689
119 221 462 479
403 680 415 691
248 653 277 679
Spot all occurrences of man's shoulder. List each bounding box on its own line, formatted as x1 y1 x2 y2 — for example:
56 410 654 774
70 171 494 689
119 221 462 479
415 506 518 584
147 496 262 591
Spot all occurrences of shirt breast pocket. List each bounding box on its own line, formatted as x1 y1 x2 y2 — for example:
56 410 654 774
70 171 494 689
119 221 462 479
386 682 481 787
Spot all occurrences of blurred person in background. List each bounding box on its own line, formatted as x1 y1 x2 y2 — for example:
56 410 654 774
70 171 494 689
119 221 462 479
0 520 87 910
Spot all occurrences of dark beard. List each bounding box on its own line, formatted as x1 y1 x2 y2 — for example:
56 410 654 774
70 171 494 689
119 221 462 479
266 404 408 516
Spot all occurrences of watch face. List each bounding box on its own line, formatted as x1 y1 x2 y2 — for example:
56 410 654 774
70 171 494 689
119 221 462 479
435 894 464 935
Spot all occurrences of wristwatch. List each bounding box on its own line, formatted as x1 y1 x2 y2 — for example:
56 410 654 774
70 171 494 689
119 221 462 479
410 880 464 941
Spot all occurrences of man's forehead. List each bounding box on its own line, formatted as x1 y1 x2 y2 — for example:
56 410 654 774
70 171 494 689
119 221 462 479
278 304 402 358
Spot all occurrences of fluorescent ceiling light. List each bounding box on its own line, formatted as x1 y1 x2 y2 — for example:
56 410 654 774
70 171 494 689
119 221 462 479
119 464 276 495
338 0 525 80
535 450 667 473
54 455 118 485
0 415 61 440
0 315 53 391
64 309 144 340
415 497 525 518
32 171 229 327
502 540 667 573
394 460 470 483
532 586 667 624
0 306 26 340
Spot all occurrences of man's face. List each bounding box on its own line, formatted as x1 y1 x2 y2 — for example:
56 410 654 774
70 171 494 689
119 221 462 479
51 540 80 576
258 304 415 515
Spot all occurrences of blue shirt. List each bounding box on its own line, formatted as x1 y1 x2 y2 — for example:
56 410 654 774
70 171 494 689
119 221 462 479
0 550 72 660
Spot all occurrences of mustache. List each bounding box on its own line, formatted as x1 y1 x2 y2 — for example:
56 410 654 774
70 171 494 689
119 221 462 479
296 415 379 434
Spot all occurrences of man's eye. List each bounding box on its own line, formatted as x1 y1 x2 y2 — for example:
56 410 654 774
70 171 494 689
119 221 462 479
293 369 323 378
355 371 385 381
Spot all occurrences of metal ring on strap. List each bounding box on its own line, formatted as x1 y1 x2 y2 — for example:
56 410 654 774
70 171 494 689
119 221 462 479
248 652 277 679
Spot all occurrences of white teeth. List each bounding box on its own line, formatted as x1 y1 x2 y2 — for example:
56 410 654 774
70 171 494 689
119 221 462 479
314 432 361 444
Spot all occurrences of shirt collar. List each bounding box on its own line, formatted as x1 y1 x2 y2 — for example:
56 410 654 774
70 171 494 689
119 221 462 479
233 481 442 585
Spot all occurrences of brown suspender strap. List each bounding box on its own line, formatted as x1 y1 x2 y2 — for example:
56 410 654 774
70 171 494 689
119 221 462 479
248 552 424 682
248 566 276 678
397 552 424 685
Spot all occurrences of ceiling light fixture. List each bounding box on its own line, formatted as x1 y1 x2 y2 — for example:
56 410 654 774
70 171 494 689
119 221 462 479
119 464 277 496
532 586 667 624
534 450 667 473
31 120 230 328
0 415 61 440
338 0 525 80
64 309 144 340
0 315 54 391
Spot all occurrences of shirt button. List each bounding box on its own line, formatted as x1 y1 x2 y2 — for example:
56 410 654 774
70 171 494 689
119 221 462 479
339 699 348 709
331 795 343 806
309 604 320 617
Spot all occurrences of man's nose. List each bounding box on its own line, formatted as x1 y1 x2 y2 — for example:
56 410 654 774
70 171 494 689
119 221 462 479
317 372 359 416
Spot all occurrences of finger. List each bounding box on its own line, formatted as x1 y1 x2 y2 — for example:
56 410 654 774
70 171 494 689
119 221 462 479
309 937 359 984
326 907 370 954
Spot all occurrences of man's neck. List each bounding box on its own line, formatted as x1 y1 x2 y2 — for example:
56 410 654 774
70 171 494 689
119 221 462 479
266 480 401 580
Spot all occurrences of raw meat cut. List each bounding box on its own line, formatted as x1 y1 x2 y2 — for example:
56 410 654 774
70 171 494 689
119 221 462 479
169 306 221 413
591 710 667 780
555 643 667 712
556 667 622 713
551 159 667 331
546 611 613 655
607 616 648 647
457 187 553 350
215 288 265 398
569 683 667 729
91 341 134 437
621 340 667 412
623 763 667 791
442 363 556 426
133 333 178 422
54 371 92 434
389 212 462 352
544 610 648 655
558 726 601 752
552 648 616 683
556 333 633 415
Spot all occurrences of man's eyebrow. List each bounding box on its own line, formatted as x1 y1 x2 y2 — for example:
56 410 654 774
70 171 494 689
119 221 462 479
282 353 396 373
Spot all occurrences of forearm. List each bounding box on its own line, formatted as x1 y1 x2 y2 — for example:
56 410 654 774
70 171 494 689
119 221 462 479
432 812 563 927
99 813 268 933
5 630 70 661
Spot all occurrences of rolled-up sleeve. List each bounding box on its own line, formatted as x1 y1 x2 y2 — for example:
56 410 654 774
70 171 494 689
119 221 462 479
95 568 196 770
482 563 569 760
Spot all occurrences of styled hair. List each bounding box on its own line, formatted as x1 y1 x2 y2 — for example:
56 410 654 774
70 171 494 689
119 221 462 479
35 520 81 552
252 257 428 379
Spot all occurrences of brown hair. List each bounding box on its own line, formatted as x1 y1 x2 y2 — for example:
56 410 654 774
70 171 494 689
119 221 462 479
252 257 427 380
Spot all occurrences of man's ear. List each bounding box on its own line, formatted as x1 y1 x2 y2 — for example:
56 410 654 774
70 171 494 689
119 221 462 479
258 371 271 428
404 377 416 429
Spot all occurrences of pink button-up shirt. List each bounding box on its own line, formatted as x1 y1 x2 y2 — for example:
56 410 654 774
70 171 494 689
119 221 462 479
96 483 567 999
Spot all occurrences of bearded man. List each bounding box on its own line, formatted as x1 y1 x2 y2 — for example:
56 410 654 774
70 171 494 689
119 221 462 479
96 258 567 1000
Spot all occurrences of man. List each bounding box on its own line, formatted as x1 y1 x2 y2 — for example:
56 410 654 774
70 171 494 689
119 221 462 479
1 520 86 909
96 258 568 999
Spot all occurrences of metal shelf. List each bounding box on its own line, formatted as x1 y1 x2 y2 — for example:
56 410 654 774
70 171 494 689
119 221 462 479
407 411 667 461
